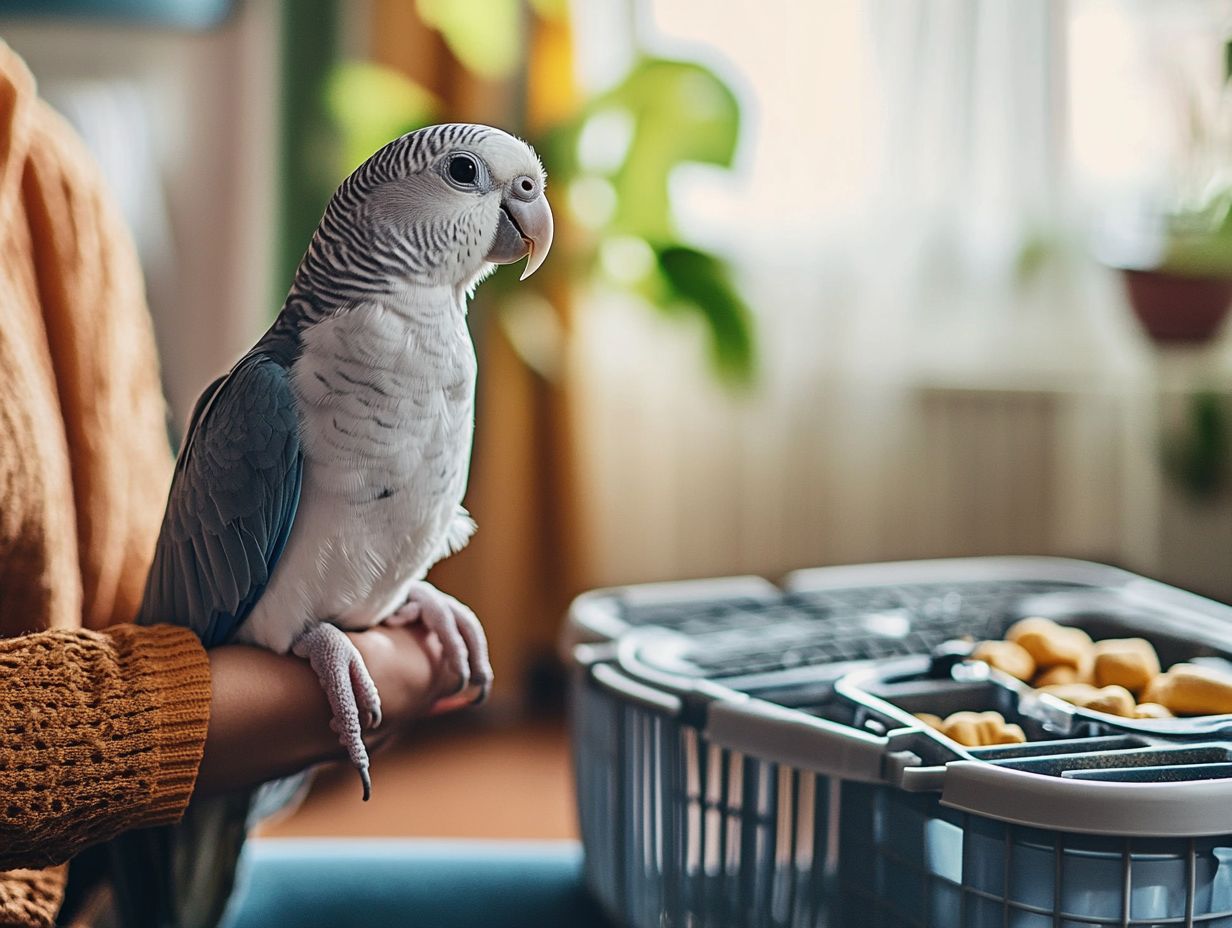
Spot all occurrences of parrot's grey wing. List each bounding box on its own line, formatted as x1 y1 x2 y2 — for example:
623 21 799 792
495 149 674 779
137 351 303 647
113 353 303 928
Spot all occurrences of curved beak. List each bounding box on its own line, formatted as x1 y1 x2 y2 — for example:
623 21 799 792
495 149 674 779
485 193 554 280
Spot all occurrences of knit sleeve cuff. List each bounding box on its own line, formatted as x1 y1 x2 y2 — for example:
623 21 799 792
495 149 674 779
104 625 212 825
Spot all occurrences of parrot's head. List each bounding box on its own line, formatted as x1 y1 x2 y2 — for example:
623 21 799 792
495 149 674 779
337 123 553 292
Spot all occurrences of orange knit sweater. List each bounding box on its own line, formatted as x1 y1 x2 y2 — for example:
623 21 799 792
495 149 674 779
0 42 212 928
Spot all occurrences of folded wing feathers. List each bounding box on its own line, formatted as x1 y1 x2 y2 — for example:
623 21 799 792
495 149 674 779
138 354 303 647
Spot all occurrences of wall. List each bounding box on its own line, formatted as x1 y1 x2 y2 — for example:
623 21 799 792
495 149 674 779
0 0 280 427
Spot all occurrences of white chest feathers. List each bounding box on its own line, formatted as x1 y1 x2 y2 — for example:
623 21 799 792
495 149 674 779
238 292 478 652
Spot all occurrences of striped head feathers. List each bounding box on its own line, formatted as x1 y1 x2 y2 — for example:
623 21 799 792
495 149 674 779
308 123 553 295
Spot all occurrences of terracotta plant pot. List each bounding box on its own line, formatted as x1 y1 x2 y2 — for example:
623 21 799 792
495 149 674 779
1119 268 1232 344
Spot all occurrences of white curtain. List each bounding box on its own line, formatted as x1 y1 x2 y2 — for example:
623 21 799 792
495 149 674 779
567 0 1167 590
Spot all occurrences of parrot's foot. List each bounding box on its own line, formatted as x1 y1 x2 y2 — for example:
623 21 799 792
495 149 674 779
292 622 382 800
387 581 493 702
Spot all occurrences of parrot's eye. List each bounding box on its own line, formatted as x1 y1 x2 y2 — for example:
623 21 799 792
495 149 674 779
447 154 479 186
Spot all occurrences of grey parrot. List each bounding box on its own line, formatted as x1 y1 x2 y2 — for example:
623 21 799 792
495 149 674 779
108 123 552 927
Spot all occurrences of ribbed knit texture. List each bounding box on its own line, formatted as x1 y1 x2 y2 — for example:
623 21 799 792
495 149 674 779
0 40 206 928
0 626 210 869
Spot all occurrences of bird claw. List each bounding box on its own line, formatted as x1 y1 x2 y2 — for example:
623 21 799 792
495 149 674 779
474 680 492 706
363 701 382 730
393 581 493 699
292 623 382 800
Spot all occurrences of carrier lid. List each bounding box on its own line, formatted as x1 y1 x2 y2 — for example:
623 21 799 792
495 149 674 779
942 760 1232 837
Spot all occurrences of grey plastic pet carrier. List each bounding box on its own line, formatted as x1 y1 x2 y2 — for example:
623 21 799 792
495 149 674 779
564 558 1232 927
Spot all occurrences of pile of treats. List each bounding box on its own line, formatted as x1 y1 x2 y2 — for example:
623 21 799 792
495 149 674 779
914 710 1027 747
916 616 1232 748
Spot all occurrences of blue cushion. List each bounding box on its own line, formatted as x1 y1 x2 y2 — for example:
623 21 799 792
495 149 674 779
220 838 610 928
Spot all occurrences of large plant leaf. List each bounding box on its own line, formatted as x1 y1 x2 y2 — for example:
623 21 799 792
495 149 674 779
657 244 755 384
562 57 754 382
590 57 741 241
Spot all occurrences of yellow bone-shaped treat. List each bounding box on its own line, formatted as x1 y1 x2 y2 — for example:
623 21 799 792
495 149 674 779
940 710 1013 747
1039 683 1136 717
1082 685 1136 718
990 723 1026 745
1093 638 1160 694
1033 662 1094 688
1006 617 1093 670
1141 664 1232 716
970 640 1035 681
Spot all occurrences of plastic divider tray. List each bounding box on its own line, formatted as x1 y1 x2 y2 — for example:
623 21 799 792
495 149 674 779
563 558 1232 927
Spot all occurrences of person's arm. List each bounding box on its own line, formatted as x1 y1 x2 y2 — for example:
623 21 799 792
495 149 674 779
0 624 210 871
0 620 469 870
198 622 467 795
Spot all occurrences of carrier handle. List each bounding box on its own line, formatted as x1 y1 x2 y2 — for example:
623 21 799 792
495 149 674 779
590 662 683 716
705 698 887 782
942 761 1232 837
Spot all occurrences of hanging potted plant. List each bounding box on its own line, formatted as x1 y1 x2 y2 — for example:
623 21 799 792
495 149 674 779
1118 190 1232 343
1106 40 1232 344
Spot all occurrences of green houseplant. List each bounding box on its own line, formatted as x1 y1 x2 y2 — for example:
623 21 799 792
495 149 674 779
1119 189 1232 344
1114 43 1232 344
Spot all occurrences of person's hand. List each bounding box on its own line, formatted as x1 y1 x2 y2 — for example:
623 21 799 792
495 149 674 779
198 623 482 796
344 623 480 744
